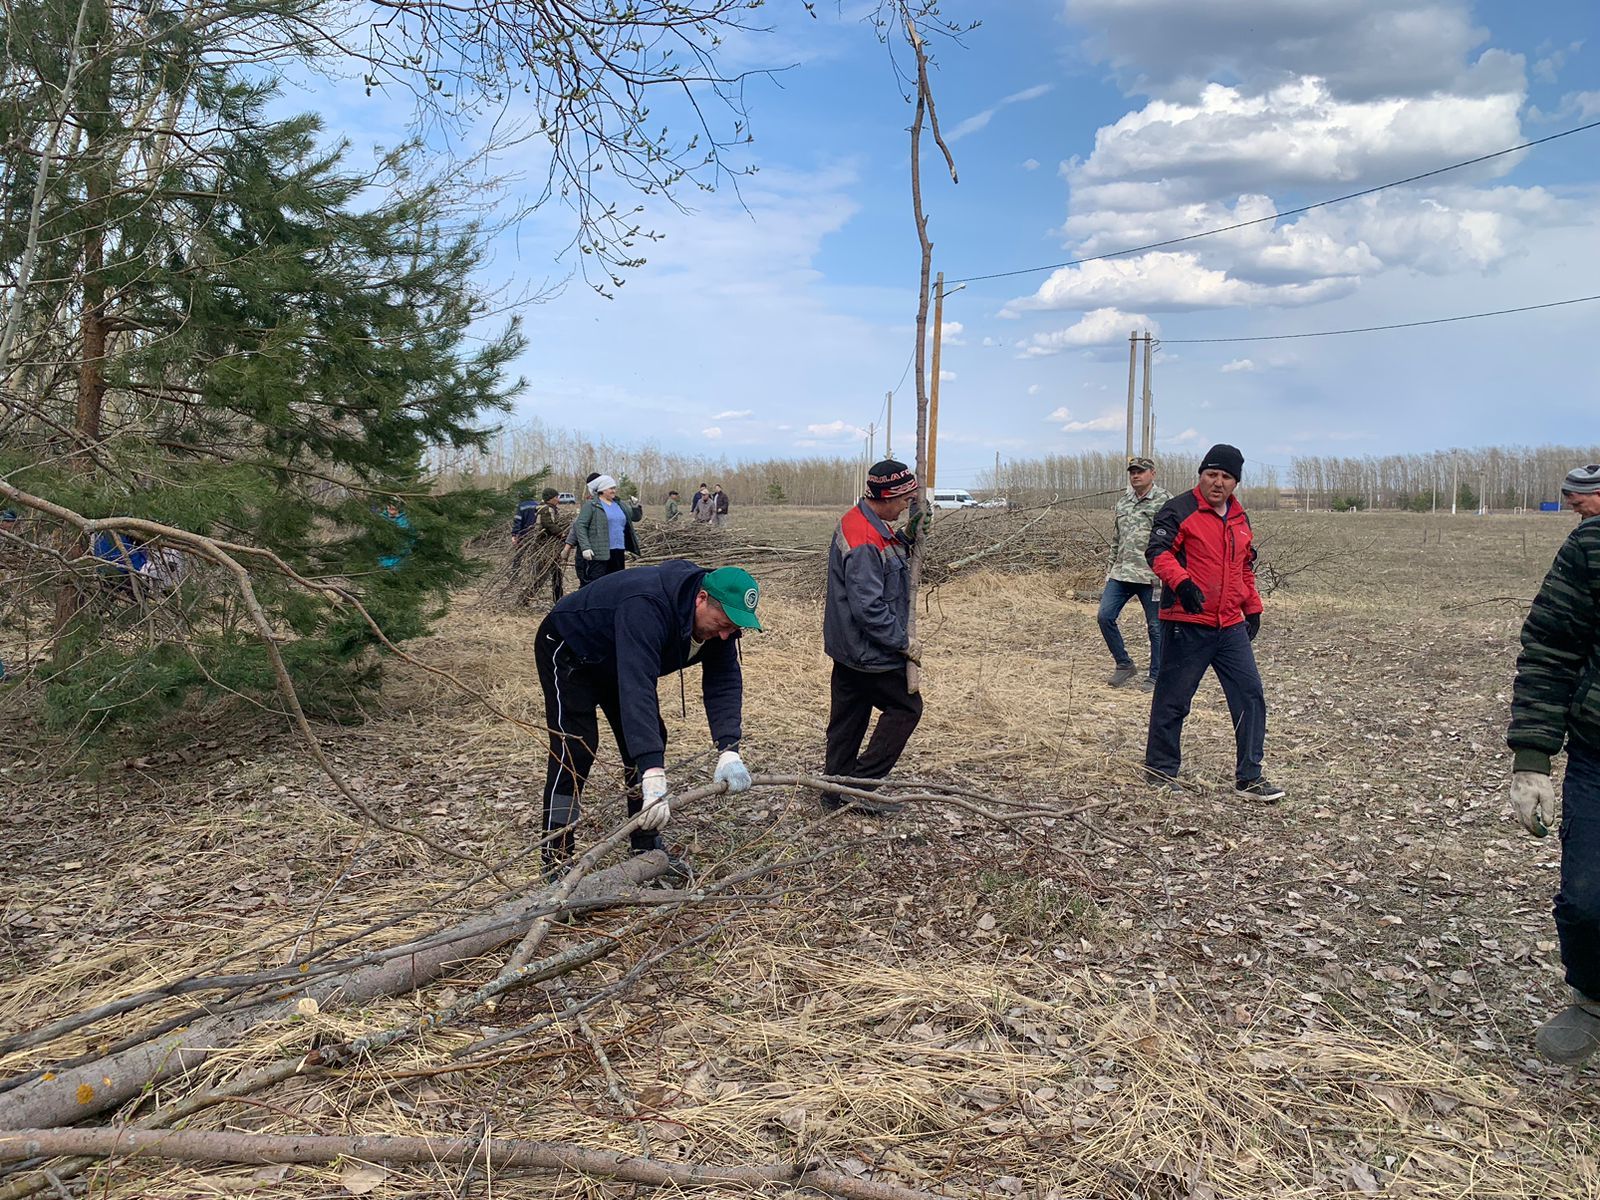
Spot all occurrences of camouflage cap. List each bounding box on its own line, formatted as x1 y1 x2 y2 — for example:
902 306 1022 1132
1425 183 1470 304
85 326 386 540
1127 456 1155 472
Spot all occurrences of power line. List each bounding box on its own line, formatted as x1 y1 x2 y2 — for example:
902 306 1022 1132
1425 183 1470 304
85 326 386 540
949 119 1600 286
1158 292 1600 344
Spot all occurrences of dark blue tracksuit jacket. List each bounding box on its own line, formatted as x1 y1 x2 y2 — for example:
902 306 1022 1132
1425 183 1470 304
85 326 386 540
543 559 742 771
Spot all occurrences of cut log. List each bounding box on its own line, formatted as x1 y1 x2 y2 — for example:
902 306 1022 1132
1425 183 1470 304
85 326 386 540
0 853 667 1130
0 1127 958 1200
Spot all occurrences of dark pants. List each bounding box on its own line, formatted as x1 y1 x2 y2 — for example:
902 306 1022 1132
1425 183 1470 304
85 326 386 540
1557 740 1600 999
535 620 662 861
1098 579 1161 677
823 661 923 800
1143 620 1266 785
576 548 626 588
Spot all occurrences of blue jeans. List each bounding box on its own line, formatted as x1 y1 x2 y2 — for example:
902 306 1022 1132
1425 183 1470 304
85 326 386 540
1144 621 1266 785
1557 740 1600 999
1098 579 1161 677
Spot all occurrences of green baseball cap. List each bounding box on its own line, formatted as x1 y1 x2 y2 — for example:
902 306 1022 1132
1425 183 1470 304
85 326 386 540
702 566 763 631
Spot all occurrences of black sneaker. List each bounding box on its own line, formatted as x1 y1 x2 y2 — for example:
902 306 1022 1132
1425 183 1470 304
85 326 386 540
1108 664 1138 687
820 793 905 816
1137 676 1156 693
1236 777 1286 803
1143 769 1185 796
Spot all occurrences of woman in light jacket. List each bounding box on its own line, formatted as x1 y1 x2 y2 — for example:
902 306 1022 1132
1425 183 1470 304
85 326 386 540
573 474 640 586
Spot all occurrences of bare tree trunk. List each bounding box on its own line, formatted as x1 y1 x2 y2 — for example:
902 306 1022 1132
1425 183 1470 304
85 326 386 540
901 9 956 696
0 1127 955 1200
0 854 668 1130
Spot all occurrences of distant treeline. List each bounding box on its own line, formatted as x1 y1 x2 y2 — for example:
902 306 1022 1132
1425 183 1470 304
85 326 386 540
1285 445 1600 512
427 420 864 506
429 423 1600 514
981 451 1284 509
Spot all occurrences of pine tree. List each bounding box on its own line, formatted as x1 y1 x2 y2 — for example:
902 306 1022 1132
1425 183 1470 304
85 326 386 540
0 0 525 730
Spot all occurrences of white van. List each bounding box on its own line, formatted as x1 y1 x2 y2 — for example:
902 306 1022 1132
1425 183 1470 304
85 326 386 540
930 489 977 509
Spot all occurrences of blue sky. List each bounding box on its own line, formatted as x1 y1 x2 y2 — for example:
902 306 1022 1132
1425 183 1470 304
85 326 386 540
285 1 1600 489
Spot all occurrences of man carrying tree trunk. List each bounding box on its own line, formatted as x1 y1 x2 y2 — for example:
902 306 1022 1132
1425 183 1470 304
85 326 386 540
1507 463 1600 1063
534 561 761 875
819 460 926 816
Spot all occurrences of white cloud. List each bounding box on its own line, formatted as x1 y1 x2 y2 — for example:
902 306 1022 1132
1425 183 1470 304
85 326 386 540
1004 251 1355 314
1027 384 1041 395
712 409 753 420
806 419 868 440
1071 78 1524 198
1167 427 1201 443
1019 307 1159 356
939 369 956 382
1220 358 1257 373
938 320 965 345
948 83 1054 141
702 426 723 439
1022 158 1041 171
1046 406 1123 433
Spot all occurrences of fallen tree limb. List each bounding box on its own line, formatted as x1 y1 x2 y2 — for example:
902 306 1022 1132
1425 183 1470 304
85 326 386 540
0 854 668 1131
0 1127 960 1200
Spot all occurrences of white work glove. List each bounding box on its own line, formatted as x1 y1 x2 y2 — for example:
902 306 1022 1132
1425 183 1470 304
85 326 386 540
638 768 670 830
714 750 752 793
581 548 595 561
1510 771 1557 838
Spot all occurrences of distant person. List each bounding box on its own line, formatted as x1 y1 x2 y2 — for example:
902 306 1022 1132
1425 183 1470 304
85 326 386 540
565 472 601 583
377 500 412 570
1143 444 1283 802
820 459 925 815
1507 463 1600 1063
665 490 683 522
693 483 713 523
511 493 542 543
711 484 731 528
574 474 639 586
536 561 759 874
521 487 567 606
1100 456 1171 693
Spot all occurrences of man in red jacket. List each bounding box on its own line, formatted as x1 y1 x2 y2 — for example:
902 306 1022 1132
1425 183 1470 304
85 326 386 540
1142 443 1284 801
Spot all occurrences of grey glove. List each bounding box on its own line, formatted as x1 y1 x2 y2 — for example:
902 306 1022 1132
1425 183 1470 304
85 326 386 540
1510 771 1556 838
903 635 923 666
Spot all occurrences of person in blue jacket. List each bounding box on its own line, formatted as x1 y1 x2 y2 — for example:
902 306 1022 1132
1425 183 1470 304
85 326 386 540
534 559 762 872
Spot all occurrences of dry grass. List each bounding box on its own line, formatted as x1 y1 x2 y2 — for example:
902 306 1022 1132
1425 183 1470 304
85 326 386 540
3 509 1597 1198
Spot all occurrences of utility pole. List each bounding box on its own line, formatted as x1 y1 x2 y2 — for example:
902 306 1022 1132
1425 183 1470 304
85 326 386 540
1125 331 1137 460
867 421 877 462
927 272 946 490
1479 470 1487 517
994 449 1001 496
1140 332 1154 458
1450 451 1458 516
885 392 893 460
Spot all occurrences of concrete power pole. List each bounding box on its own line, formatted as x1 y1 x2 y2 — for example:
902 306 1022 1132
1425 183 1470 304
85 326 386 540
1125 331 1138 460
1450 452 1458 516
994 449 1001 496
1140 332 1154 458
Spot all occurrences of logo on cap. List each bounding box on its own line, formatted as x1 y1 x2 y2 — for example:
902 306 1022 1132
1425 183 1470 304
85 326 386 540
744 587 758 611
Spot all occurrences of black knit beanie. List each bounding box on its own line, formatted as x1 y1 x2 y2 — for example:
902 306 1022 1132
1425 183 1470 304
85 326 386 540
1198 443 1244 481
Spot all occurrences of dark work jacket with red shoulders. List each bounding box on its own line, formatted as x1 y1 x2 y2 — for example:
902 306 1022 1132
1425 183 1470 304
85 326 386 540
1145 487 1264 629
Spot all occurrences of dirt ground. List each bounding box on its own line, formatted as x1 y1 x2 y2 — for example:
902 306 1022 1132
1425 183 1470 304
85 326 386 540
3 506 1597 1198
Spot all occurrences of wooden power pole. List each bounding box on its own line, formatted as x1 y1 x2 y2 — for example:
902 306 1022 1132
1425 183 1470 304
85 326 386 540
1125 331 1138 460
927 272 945 490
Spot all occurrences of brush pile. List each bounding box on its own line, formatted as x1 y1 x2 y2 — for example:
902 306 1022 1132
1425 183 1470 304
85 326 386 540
478 498 1114 610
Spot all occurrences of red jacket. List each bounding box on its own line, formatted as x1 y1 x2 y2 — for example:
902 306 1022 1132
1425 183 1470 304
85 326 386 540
1145 487 1263 628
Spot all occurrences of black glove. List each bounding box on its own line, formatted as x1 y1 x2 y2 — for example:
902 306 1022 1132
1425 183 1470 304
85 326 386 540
1245 612 1260 641
1175 580 1206 615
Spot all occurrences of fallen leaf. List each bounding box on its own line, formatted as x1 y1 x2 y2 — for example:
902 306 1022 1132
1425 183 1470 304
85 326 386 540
341 1162 386 1195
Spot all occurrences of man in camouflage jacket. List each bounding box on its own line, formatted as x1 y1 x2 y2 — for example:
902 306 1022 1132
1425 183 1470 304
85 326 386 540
1099 456 1172 690
1508 463 1600 1063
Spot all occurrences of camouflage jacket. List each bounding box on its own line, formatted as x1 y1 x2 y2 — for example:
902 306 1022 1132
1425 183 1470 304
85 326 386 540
1509 516 1600 773
1108 484 1172 585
